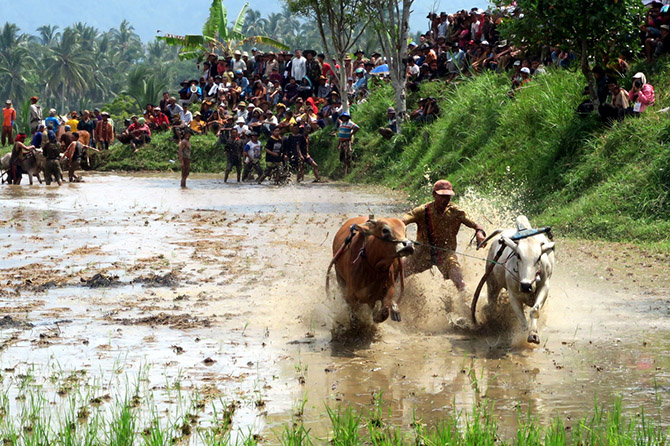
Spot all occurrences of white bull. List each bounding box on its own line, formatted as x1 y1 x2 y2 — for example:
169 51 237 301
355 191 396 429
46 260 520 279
478 216 555 344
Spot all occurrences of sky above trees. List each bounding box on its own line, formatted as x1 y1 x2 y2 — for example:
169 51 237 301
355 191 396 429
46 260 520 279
1 0 487 42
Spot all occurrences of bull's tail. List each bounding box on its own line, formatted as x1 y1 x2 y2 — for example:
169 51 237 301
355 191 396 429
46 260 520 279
325 239 350 298
471 242 507 325
325 258 335 298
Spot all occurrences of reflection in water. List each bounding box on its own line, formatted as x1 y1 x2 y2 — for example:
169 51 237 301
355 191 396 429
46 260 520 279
0 173 668 440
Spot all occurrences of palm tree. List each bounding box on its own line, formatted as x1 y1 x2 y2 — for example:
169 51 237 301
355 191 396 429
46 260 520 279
36 25 60 46
243 9 268 36
109 20 143 64
44 28 94 111
158 0 288 60
0 22 25 59
124 66 169 109
0 46 33 104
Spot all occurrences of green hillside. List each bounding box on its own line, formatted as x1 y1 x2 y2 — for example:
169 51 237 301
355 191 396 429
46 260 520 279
309 64 670 252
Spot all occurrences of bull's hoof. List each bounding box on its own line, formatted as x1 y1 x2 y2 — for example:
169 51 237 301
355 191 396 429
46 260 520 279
527 332 540 344
373 306 389 323
390 304 401 322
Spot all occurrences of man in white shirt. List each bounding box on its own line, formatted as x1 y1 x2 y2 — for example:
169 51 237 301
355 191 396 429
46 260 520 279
167 97 183 121
437 13 448 38
232 50 246 74
29 96 42 133
181 105 193 125
233 117 249 135
291 49 307 81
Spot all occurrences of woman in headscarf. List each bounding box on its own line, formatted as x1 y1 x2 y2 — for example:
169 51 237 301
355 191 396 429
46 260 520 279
628 72 655 115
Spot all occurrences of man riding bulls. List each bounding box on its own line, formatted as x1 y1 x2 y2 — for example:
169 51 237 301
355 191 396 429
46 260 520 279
402 180 486 292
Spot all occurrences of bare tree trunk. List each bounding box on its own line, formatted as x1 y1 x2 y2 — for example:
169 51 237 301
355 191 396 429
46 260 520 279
372 0 413 133
338 58 350 112
581 38 598 110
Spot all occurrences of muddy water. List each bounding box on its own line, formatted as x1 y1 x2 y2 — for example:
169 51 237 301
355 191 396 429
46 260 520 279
0 174 668 441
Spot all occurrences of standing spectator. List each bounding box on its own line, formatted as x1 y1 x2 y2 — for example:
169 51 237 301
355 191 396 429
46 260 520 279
257 127 286 184
66 111 79 131
337 111 359 175
64 132 96 182
29 96 42 134
95 112 114 150
222 128 244 183
232 50 246 73
242 132 263 181
43 132 63 186
77 110 97 146
45 109 60 132
304 50 321 87
2 100 16 146
178 130 192 188
291 49 307 82
159 92 171 118
30 124 45 148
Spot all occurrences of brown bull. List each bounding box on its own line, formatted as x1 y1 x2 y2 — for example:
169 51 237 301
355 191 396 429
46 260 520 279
326 217 415 323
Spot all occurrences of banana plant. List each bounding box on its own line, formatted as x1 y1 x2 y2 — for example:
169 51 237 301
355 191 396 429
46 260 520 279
157 0 288 61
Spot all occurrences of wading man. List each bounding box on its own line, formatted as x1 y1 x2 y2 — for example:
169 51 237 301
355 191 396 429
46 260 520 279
178 130 192 188
402 179 486 295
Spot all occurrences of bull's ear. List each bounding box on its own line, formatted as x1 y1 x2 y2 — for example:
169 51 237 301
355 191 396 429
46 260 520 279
501 236 519 254
541 242 555 255
354 223 373 235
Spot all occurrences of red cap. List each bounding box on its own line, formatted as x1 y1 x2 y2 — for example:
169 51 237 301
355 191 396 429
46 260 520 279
433 180 455 196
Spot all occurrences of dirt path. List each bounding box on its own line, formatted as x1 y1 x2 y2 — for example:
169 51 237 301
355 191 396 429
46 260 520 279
0 173 667 440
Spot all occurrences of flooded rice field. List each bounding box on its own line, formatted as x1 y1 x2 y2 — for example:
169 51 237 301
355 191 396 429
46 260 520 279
0 173 668 442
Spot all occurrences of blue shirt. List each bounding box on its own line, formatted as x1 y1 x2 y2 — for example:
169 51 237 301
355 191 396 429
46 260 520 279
45 116 59 131
30 132 43 148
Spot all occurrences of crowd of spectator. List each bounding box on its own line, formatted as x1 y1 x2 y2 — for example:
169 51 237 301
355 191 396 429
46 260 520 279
3 1 668 186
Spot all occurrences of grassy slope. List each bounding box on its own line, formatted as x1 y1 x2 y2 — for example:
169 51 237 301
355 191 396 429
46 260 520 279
98 132 224 172
309 63 670 252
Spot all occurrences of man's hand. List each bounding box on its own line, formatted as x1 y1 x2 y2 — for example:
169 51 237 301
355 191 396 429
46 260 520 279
475 228 487 249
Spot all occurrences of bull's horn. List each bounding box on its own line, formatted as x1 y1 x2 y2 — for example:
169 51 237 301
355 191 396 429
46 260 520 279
541 242 555 255
501 236 519 253
516 215 531 231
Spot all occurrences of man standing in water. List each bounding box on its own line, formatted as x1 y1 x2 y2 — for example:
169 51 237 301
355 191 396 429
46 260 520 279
402 180 487 323
178 130 192 188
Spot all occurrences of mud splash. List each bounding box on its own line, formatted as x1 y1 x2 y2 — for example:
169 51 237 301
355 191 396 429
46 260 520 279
0 173 668 442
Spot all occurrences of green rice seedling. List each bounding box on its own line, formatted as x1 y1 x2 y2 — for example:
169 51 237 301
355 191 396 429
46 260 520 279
278 418 312 446
105 399 137 446
327 405 362 445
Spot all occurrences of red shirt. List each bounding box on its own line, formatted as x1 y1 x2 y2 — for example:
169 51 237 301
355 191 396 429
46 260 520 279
322 62 336 78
